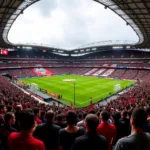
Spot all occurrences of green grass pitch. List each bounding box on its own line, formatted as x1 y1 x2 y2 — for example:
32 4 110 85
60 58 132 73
21 75 135 107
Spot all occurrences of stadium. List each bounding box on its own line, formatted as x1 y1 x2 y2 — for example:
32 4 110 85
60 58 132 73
0 0 150 150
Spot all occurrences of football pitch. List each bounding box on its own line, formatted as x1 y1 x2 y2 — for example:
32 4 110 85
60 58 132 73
21 75 135 107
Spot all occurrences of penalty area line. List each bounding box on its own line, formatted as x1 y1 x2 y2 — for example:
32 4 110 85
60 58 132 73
79 92 109 104
61 96 82 104
61 92 110 105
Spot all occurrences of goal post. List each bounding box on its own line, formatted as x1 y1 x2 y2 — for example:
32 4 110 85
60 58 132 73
114 84 121 92
30 83 38 91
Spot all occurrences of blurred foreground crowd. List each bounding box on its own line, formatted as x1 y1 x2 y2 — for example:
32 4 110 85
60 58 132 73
0 76 150 150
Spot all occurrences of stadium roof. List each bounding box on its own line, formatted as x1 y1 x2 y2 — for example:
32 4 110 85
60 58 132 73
95 0 150 48
0 0 150 54
0 0 39 48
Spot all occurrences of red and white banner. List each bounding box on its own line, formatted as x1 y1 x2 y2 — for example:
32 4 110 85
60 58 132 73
1 49 8 55
32 68 53 76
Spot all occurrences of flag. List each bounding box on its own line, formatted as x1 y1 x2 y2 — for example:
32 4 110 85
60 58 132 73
90 99 93 105
88 98 93 111
1 49 8 55
70 103 74 109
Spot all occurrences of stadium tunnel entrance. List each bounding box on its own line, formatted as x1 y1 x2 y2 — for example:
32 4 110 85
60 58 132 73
1 73 12 79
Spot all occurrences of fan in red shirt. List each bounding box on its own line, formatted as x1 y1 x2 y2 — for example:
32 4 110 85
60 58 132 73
97 110 116 150
33 107 42 125
8 109 45 150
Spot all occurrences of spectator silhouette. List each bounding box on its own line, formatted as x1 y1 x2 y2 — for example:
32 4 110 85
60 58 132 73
72 114 108 150
8 109 45 150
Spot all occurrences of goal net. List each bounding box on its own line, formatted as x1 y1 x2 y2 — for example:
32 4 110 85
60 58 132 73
30 83 38 91
114 84 121 92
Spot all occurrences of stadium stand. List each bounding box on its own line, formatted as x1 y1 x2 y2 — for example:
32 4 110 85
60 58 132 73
109 69 127 79
22 69 37 77
9 69 25 78
121 70 139 80
0 0 150 150
0 74 150 149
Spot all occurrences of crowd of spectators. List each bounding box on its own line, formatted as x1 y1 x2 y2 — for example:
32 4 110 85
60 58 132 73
135 70 150 79
22 69 37 77
1 67 149 80
109 69 126 79
49 68 92 75
0 75 150 150
121 70 138 80
9 70 25 78
0 62 150 68
0 59 150 69
0 68 93 77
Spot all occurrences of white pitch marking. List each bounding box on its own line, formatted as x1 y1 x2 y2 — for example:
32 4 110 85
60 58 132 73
61 96 81 104
79 92 109 104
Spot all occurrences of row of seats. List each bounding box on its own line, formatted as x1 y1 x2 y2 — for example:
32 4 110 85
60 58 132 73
0 68 149 80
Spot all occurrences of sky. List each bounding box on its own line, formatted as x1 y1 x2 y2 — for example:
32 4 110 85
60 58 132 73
8 0 138 50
